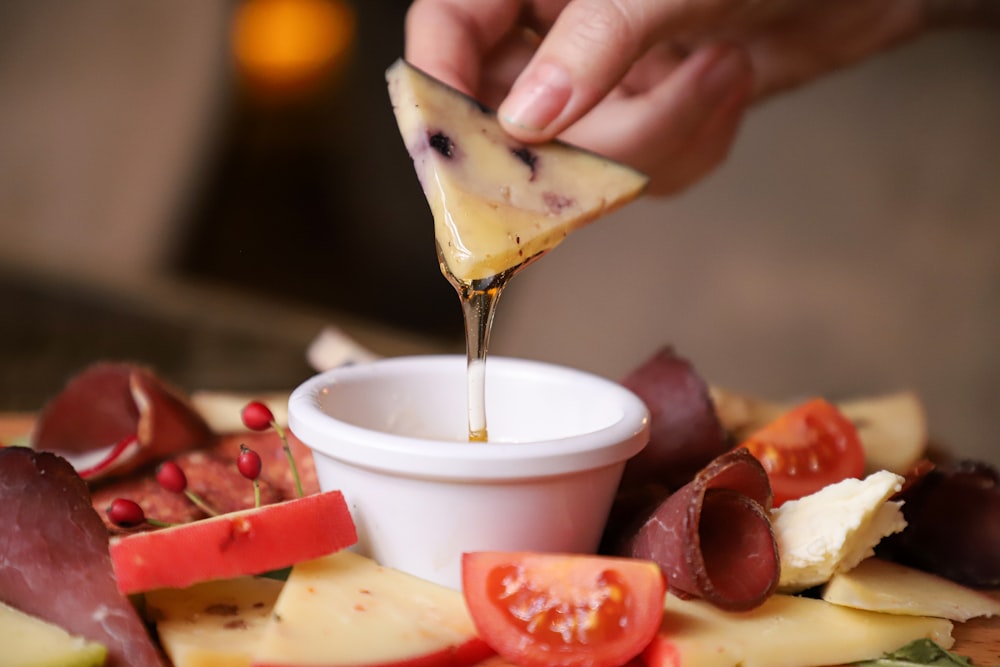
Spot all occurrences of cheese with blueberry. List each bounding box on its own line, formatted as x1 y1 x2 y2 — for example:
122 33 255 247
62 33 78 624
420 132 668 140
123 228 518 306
386 58 648 283
772 470 907 592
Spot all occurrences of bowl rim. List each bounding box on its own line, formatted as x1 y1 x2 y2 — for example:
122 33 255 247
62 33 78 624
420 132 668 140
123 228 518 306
287 354 650 480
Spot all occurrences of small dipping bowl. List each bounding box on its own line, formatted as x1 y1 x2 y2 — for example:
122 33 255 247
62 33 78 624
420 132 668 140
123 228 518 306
287 354 650 589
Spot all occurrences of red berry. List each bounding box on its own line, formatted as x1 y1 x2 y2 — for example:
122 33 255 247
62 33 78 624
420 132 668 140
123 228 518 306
156 461 188 494
238 445 263 480
107 498 146 527
242 401 275 431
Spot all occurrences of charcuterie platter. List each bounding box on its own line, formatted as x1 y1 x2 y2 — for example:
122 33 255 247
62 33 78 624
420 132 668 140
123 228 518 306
0 346 998 667
3 58 1000 667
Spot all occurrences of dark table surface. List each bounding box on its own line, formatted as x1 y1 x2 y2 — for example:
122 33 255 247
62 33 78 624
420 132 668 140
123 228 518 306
0 268 448 413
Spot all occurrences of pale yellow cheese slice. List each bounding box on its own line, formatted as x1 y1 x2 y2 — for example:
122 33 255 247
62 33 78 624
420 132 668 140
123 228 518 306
251 550 489 666
145 576 283 667
386 58 648 283
0 600 107 667
823 557 1000 622
646 593 954 667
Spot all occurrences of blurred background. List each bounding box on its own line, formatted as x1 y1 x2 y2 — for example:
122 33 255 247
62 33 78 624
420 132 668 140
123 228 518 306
0 1 997 464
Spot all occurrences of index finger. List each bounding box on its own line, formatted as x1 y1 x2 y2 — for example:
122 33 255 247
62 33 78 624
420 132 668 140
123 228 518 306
405 0 524 97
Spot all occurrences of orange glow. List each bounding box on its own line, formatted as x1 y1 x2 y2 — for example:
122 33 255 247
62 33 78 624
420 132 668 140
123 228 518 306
232 0 355 96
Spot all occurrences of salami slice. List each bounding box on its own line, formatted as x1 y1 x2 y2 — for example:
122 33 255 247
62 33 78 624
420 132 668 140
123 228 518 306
90 449 286 534
620 346 731 491
212 430 320 499
31 362 213 481
0 447 166 667
618 449 779 611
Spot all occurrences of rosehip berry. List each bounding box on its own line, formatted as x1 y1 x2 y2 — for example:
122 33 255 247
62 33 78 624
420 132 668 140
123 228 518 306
156 461 188 493
107 498 146 528
242 401 275 432
238 445 263 480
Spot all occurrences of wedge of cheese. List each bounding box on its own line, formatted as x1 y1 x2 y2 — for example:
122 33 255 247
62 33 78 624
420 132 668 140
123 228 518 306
772 470 907 592
250 550 494 667
0 600 107 667
823 557 1000 622
643 593 954 667
145 576 283 667
386 59 648 283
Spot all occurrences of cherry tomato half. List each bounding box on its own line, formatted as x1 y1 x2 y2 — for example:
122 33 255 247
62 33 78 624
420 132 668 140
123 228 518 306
462 552 666 667
737 397 865 506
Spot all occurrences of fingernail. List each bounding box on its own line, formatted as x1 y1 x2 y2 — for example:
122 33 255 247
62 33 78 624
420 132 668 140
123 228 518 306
699 47 749 102
500 61 572 132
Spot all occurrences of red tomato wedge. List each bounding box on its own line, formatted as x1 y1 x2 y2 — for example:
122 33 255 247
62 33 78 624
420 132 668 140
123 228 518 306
462 552 666 667
737 398 865 506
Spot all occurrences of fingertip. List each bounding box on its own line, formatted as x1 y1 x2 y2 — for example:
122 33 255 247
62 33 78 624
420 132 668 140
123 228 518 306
696 43 754 105
497 60 573 140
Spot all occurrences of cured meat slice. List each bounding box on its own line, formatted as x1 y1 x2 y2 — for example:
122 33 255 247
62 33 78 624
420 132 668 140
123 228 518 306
620 346 731 491
879 459 1000 588
31 361 213 481
0 446 166 667
89 432 319 534
618 449 779 611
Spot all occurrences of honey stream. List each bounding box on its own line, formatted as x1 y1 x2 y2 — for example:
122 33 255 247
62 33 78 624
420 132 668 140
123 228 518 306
441 261 519 442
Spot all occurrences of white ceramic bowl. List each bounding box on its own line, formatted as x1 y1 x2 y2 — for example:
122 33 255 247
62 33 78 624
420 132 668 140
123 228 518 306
287 354 650 589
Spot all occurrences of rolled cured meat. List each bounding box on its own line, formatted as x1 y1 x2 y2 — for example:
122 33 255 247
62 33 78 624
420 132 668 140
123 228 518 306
0 447 166 667
620 346 731 491
619 449 780 611
31 361 213 481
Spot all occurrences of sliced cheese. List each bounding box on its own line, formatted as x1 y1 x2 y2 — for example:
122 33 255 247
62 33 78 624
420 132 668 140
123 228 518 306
643 593 954 667
838 392 928 474
386 58 648 283
0 600 107 667
251 550 493 667
145 576 283 667
822 557 1000 621
772 470 907 592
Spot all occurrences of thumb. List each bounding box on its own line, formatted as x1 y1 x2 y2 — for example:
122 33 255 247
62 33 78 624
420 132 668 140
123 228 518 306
498 0 678 141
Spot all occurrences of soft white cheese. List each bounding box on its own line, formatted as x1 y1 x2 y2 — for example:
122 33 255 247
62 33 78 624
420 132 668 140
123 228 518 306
772 470 907 592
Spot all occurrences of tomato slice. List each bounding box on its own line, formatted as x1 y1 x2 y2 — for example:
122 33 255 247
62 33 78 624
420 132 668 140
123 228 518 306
462 552 666 667
737 398 865 506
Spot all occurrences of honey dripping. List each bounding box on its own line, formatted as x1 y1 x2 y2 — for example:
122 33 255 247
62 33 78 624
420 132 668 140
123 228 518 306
441 254 532 443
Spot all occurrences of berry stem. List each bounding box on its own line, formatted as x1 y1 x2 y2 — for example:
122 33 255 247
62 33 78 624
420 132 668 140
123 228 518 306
273 421 304 498
185 490 220 517
253 479 261 508
146 517 174 528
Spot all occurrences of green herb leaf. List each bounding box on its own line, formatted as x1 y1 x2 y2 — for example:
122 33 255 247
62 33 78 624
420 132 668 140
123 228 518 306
854 639 985 667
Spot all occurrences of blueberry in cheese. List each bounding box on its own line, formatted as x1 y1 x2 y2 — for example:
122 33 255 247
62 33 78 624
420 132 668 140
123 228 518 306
386 58 648 283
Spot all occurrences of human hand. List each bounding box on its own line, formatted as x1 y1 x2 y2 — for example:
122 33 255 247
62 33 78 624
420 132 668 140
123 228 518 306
404 0 972 195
